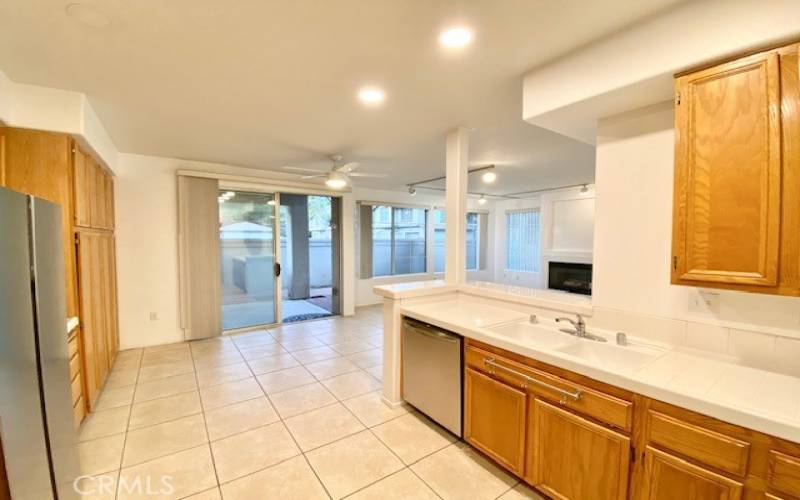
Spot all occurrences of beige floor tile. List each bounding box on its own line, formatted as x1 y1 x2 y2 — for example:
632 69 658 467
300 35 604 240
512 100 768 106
138 360 194 382
195 362 252 388
199 377 263 410
291 346 340 364
211 421 300 483
343 391 408 427
122 414 208 467
364 336 383 348
78 433 125 475
346 349 383 369
365 364 383 381
74 470 118 500
256 366 315 394
238 343 287 360
204 397 279 441
104 368 139 389
372 413 456 465
313 331 359 345
305 430 403 499
246 352 300 374
183 487 221 500
269 382 338 418
94 384 135 410
321 371 381 400
330 341 374 356
143 342 190 354
141 349 193 367
192 352 245 369
220 455 328 500
112 356 142 371
128 391 202 429
280 337 326 352
305 357 360 380
117 445 216 500
134 373 197 403
498 483 546 499
411 442 517 500
346 468 438 500
284 402 365 451
79 406 130 441
231 333 276 348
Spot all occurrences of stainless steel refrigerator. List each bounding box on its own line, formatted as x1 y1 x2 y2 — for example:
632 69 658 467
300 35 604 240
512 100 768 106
0 187 80 499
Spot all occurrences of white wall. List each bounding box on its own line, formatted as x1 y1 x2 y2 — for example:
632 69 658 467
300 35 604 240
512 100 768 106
592 101 800 340
490 186 595 289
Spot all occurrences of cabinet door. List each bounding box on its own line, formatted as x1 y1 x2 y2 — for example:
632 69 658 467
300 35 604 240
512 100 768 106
105 172 115 230
528 399 630 500
464 368 527 475
0 128 79 317
100 233 118 366
76 231 108 408
72 145 92 227
641 447 743 500
91 160 107 229
673 50 782 287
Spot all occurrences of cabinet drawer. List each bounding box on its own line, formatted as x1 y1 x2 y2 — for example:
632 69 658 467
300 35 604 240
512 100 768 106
647 410 750 477
69 353 81 379
68 332 79 358
465 345 633 431
70 373 82 406
768 451 800 498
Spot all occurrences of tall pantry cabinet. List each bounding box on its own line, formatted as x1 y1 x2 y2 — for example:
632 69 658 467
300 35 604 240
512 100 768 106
0 127 120 424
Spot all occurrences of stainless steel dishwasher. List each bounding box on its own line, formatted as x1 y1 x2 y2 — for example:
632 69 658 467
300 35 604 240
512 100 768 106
401 317 462 437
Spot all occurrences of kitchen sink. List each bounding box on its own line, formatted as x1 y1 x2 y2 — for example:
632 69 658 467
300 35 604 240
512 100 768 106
489 321 574 350
556 341 661 373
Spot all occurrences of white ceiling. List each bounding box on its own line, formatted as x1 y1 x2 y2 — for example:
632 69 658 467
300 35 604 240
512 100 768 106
0 0 683 192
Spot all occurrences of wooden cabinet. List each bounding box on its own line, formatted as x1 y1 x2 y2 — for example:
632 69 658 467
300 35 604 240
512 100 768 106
528 399 631 500
0 127 79 318
464 368 527 475
76 230 118 409
672 42 800 296
461 338 800 500
74 147 114 230
641 447 743 500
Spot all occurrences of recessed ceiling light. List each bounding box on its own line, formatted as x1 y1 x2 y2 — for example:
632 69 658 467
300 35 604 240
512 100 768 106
481 171 497 184
357 87 386 106
65 3 111 28
439 27 473 48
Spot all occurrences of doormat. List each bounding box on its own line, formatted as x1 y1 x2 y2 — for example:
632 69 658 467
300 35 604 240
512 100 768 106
283 312 333 323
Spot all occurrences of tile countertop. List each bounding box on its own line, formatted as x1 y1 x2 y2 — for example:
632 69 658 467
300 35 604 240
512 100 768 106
400 299 800 444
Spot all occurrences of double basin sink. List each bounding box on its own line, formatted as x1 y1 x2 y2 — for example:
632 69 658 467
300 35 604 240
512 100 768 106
488 320 662 373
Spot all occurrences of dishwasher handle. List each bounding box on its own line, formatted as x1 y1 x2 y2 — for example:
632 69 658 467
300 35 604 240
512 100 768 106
404 321 460 344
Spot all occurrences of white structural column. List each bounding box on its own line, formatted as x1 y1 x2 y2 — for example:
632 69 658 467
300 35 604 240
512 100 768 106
444 126 470 284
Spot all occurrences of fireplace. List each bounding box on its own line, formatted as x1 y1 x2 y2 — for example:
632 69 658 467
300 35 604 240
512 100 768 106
548 262 592 296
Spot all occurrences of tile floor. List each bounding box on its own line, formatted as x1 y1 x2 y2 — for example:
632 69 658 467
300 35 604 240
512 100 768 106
77 305 544 500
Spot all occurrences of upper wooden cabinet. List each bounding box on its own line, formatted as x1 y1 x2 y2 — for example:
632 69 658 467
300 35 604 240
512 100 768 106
74 147 114 230
0 127 79 317
672 43 800 295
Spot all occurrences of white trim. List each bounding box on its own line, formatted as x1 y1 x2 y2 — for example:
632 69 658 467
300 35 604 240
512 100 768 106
178 169 352 194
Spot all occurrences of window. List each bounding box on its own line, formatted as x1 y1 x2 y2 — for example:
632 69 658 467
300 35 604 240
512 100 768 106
360 203 427 277
506 209 540 273
432 209 486 273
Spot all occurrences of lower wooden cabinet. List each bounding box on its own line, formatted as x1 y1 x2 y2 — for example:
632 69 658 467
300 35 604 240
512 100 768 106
527 399 631 500
640 447 743 500
464 368 527 475
461 338 800 500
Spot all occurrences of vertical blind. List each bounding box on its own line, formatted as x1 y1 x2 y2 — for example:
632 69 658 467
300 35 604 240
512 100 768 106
506 209 541 273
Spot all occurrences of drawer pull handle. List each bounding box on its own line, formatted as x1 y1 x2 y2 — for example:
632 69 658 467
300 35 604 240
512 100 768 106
484 357 582 402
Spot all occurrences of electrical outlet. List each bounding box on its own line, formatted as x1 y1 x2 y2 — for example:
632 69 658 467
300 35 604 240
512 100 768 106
688 290 719 314
149 312 159 321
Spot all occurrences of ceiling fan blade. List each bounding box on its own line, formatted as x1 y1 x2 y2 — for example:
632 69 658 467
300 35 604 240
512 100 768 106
299 174 326 180
282 166 327 174
335 161 360 173
348 172 388 178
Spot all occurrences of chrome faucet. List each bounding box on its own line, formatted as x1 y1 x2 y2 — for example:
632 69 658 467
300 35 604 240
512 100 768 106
555 314 607 342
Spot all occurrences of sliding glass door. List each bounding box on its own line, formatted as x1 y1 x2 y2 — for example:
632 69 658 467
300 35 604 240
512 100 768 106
219 190 278 330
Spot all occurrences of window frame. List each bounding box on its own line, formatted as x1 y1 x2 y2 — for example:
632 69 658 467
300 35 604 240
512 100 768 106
363 203 428 278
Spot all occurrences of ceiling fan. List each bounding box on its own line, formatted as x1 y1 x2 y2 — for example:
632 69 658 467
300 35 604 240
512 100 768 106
281 155 387 189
